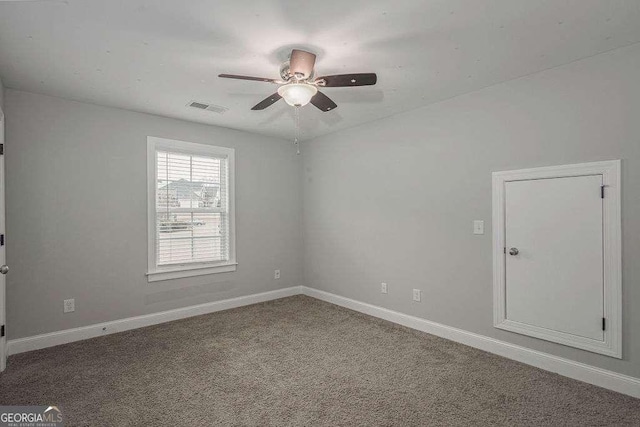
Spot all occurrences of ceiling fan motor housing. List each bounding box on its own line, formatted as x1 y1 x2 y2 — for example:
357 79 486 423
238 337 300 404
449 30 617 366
280 61 315 81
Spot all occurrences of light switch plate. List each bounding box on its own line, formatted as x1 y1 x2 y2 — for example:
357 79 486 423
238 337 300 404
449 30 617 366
473 220 484 235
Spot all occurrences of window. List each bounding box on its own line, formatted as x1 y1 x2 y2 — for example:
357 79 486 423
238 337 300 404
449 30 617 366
147 137 236 282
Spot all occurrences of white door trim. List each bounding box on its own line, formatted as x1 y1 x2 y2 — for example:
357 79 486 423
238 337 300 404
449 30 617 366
0 105 5 372
492 160 622 358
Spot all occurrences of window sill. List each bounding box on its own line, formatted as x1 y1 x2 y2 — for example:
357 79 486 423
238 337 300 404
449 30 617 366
147 262 237 282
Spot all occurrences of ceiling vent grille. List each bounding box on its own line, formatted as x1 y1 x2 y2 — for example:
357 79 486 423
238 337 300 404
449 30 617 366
187 101 228 114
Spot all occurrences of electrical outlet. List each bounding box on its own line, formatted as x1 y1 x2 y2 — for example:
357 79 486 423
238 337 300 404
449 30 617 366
381 282 388 294
412 289 421 302
274 269 280 279
63 298 75 313
473 220 485 235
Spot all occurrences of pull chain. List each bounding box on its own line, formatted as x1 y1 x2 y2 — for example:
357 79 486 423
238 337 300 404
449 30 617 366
294 106 301 155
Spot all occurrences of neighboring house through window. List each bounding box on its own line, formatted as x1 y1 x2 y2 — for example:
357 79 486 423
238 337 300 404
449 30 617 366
147 136 236 281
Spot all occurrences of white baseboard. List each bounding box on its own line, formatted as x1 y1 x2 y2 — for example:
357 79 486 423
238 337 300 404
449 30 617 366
301 286 640 399
8 285 639 399
7 286 302 356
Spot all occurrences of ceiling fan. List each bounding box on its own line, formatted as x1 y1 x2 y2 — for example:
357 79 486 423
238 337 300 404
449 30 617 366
218 49 377 112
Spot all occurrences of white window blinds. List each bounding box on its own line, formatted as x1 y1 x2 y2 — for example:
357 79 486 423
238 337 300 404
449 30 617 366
155 149 230 267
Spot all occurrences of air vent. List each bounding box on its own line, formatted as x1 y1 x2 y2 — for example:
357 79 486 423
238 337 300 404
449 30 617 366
189 101 209 110
187 101 228 114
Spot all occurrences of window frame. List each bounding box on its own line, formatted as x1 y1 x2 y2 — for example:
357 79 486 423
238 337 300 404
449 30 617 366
146 136 236 282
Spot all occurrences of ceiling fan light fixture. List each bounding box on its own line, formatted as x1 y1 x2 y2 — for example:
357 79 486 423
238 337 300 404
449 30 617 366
277 83 317 107
219 48 376 111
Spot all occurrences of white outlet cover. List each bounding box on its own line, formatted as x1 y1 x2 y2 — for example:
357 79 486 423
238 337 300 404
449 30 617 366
381 282 388 294
274 269 280 279
412 289 421 302
473 220 485 235
63 298 75 313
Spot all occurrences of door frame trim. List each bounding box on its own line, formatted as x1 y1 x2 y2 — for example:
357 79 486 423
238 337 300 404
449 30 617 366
0 105 5 372
492 160 621 358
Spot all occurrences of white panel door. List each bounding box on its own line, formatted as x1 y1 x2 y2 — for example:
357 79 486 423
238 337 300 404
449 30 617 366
505 175 603 341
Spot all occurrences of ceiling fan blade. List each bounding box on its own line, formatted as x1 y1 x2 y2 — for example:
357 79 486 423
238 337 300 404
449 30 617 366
310 91 338 112
251 93 282 110
316 73 377 87
219 74 277 83
289 49 316 79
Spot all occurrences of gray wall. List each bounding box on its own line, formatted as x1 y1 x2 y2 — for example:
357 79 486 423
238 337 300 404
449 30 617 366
302 43 640 378
0 76 4 111
5 90 303 339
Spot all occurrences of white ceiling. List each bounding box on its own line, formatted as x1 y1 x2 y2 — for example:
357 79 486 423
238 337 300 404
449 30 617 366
1 0 639 141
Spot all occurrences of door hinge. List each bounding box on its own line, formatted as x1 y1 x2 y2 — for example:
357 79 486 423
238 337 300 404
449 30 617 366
601 185 605 199
503 247 506 254
0 144 3 155
0 325 4 338
602 318 606 331
0 234 4 246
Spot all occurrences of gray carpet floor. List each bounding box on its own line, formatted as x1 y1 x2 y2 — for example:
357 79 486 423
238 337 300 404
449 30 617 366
1 295 639 426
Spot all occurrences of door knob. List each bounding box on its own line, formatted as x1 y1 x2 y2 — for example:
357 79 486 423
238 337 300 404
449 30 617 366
509 248 519 256
0 265 8 274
